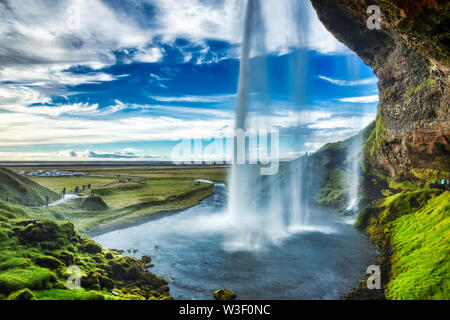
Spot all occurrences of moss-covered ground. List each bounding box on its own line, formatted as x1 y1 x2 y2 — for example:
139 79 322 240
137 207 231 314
355 189 449 300
0 203 171 300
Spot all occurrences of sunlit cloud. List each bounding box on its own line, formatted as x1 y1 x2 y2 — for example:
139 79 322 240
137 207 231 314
318 76 378 86
338 95 379 103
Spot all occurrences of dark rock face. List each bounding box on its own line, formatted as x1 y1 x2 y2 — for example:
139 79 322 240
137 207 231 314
310 0 449 179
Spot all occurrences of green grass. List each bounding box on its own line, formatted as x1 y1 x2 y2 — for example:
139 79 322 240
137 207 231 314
0 168 58 203
97 179 212 211
0 266 57 293
19 179 214 233
386 192 449 299
355 190 449 300
364 110 386 161
11 165 228 183
1 166 219 233
406 78 435 95
33 176 118 194
315 167 348 207
33 289 110 300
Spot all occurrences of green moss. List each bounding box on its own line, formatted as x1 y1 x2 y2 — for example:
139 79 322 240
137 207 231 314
315 167 348 207
7 288 36 300
214 289 236 300
0 258 31 271
386 192 449 299
0 266 57 295
356 190 449 300
82 241 102 254
364 109 386 161
33 288 107 300
406 78 435 95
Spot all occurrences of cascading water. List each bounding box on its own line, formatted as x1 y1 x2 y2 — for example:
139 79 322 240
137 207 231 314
346 134 362 211
226 0 315 251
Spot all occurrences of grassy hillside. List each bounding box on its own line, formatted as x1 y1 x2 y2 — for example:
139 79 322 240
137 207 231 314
17 180 214 234
0 167 59 204
308 121 380 210
355 189 449 299
0 201 170 300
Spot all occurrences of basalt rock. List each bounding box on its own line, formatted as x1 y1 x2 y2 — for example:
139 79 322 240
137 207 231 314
310 0 450 181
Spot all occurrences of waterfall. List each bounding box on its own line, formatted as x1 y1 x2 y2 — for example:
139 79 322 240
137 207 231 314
226 0 314 251
346 134 362 211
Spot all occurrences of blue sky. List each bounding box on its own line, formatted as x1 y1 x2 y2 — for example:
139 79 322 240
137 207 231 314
0 0 378 161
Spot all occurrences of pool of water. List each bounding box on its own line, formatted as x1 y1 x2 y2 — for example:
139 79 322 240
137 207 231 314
94 184 376 300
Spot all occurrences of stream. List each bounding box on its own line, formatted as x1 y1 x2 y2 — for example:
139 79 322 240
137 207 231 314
94 183 377 300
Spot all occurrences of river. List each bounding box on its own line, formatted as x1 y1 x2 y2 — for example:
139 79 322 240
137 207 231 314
94 183 376 300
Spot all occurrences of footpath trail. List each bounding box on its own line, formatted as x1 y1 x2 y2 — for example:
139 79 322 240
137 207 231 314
47 193 83 207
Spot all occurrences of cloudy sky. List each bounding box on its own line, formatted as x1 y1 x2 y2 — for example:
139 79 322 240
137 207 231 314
0 0 378 161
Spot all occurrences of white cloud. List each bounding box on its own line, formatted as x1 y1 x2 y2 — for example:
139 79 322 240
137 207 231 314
151 0 348 56
126 47 164 64
318 76 378 86
338 95 380 103
151 94 236 103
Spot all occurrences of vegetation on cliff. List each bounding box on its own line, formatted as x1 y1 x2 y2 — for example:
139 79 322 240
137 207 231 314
310 121 379 209
356 189 449 299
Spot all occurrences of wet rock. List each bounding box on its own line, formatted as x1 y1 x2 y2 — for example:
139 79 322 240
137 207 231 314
141 255 152 264
214 289 236 300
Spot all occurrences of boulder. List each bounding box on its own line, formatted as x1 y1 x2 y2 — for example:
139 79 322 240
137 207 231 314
35 256 64 270
214 289 236 301
82 241 102 254
7 288 36 300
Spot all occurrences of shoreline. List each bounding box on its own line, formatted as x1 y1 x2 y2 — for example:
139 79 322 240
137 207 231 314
86 185 218 237
87 205 198 237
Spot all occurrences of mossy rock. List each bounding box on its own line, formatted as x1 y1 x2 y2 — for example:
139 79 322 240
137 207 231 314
82 241 102 254
105 252 114 260
7 288 36 300
81 271 101 290
35 256 64 270
17 219 75 245
99 275 114 290
80 197 108 211
214 289 236 300
141 255 152 264
52 251 74 266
